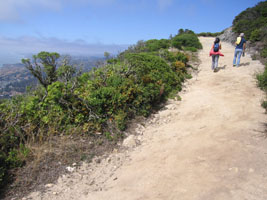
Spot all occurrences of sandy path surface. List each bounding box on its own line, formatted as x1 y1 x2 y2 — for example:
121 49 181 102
26 37 267 200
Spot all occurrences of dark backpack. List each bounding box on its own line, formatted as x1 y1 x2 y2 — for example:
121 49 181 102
214 43 219 52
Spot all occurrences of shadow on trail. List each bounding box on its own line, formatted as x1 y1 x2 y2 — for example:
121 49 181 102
214 65 226 72
239 62 250 66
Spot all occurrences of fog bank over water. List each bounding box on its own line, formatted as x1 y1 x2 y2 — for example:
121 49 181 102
0 36 129 67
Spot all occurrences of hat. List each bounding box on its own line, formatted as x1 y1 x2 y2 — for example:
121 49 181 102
239 33 244 37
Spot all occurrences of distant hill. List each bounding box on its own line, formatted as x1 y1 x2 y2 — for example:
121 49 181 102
0 56 105 99
0 64 37 99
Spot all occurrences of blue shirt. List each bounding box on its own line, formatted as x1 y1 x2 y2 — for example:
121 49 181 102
236 37 246 49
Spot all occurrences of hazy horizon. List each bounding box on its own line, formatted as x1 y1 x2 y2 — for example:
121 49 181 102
0 36 129 67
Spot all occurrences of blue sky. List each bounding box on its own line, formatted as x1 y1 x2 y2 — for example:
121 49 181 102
0 0 263 66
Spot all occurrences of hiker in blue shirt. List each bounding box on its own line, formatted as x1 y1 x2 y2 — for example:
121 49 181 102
233 33 246 67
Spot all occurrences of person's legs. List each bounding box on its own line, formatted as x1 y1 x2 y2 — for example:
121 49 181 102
233 49 238 66
214 55 219 69
212 55 215 70
236 49 243 66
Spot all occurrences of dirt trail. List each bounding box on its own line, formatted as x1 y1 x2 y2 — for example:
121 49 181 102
26 37 267 200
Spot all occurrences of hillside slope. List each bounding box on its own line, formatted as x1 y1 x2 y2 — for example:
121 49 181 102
26 37 267 200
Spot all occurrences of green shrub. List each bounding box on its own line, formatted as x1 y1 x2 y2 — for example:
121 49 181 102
233 1 267 40
172 31 202 49
262 100 267 110
122 38 171 54
257 66 267 91
172 61 186 72
145 39 170 52
160 50 189 63
197 32 224 37
261 48 267 58
257 65 267 111
250 29 261 42
184 47 198 52
0 154 7 188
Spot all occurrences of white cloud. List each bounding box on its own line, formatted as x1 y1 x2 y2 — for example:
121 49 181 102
0 35 128 65
157 0 173 11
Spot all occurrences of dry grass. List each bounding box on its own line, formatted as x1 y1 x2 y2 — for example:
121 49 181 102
2 134 119 200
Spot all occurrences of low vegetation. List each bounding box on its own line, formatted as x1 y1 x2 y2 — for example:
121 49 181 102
197 31 224 37
257 64 267 111
0 29 201 195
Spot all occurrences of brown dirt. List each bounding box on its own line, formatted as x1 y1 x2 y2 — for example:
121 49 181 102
1 135 119 200
22 37 267 200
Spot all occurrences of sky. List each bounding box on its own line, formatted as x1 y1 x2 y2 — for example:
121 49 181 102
0 0 263 66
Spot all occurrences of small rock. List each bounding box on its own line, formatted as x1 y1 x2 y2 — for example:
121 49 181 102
123 135 137 148
45 184 54 188
137 136 142 141
72 163 77 166
53 192 58 195
113 148 118 153
249 168 254 173
22 198 27 200
66 166 75 172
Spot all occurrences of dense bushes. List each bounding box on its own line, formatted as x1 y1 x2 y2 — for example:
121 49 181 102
145 39 170 52
232 1 267 62
233 1 267 40
257 66 267 91
0 97 30 188
172 30 202 50
121 29 201 54
124 39 171 53
257 65 267 111
197 31 224 37
232 0 267 59
0 31 198 187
